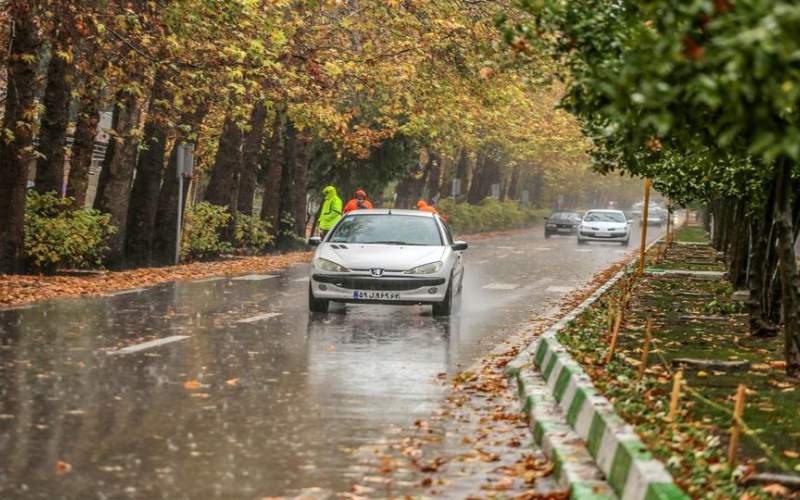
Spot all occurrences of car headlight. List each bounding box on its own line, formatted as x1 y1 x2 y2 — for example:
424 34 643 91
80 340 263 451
405 261 443 275
314 258 349 273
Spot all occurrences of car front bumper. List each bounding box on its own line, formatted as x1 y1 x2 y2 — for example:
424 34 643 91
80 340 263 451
545 224 577 233
578 231 629 241
311 274 449 303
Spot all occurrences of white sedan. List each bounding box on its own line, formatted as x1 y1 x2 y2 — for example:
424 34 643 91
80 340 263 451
307 209 467 316
577 209 631 246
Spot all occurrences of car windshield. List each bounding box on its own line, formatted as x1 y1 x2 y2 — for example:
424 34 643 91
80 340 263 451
584 212 626 223
550 212 577 221
329 214 443 246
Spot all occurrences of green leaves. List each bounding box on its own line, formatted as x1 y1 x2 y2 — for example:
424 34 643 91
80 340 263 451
24 192 117 274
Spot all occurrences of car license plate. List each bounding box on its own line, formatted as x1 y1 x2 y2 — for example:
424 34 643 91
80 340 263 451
352 290 401 301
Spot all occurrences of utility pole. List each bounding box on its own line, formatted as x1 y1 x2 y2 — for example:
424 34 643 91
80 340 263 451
175 143 195 265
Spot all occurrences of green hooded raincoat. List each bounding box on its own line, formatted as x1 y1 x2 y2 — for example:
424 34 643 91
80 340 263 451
318 186 343 231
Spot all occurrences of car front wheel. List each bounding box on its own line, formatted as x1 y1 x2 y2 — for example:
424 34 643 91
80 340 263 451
544 230 551 239
432 279 454 317
577 238 587 246
308 283 329 313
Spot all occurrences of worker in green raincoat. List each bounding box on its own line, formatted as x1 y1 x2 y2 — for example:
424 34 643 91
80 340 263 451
318 185 343 238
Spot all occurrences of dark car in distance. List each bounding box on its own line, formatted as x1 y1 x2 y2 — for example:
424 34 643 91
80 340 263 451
544 211 582 238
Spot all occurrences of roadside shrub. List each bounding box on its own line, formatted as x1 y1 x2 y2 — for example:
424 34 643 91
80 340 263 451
438 198 544 234
25 191 116 274
275 213 308 250
234 213 274 254
180 202 233 261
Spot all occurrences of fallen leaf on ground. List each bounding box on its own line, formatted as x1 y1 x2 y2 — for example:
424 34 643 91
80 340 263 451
761 483 789 497
55 460 72 476
183 380 202 390
225 378 240 387
783 450 799 459
350 484 374 494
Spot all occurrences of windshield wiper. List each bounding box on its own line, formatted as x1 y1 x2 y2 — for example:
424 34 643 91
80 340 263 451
371 241 408 245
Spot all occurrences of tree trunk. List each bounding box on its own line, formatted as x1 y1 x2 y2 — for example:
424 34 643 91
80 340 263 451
238 101 268 215
124 74 172 267
291 126 310 238
66 84 101 207
773 158 800 377
0 1 40 274
467 150 486 204
276 120 297 248
261 110 285 228
93 92 144 268
729 199 749 289
151 105 208 266
748 182 780 337
507 165 522 201
425 150 441 201
35 25 75 196
205 115 242 210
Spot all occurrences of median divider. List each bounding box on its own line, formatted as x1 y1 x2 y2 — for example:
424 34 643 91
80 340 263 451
506 239 688 500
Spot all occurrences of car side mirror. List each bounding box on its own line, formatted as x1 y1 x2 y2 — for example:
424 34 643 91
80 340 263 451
544 216 549 221
452 241 468 251
308 236 322 246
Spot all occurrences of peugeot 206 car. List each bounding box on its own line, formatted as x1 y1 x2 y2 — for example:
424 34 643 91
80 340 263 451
577 209 631 246
307 209 467 316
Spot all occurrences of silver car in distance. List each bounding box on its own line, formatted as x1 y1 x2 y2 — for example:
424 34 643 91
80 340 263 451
307 209 467 316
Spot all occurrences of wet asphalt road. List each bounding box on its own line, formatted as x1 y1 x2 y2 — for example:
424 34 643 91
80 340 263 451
0 225 663 499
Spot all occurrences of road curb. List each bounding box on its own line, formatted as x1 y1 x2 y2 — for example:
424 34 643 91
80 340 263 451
507 239 689 500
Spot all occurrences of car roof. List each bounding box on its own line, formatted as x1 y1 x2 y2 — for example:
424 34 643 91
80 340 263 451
344 208 435 217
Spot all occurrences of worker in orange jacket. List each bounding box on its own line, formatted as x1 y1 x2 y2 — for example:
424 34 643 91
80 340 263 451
343 188 374 214
417 199 438 214
417 199 449 221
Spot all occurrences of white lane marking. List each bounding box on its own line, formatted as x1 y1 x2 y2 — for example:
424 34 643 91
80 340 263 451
497 246 516 250
533 247 552 251
472 260 490 265
107 335 190 355
292 277 310 282
576 249 593 253
193 277 224 283
237 312 283 324
482 283 520 290
108 288 147 296
232 274 277 281
546 286 575 294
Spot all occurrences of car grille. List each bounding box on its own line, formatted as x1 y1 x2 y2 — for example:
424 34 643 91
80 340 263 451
313 274 446 291
580 231 626 238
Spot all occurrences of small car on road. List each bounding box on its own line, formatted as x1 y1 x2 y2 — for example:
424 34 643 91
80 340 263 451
577 209 631 246
544 211 582 238
307 209 467 316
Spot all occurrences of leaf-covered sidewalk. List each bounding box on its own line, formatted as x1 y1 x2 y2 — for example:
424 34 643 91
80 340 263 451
0 252 313 307
554 226 800 498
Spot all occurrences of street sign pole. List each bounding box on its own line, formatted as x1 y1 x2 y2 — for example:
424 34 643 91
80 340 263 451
176 175 183 265
637 179 652 276
175 143 195 265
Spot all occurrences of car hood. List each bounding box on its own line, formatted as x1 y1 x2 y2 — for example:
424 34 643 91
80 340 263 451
582 221 627 230
317 244 446 271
